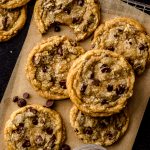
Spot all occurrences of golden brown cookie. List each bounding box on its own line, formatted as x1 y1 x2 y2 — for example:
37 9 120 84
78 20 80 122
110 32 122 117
67 49 135 116
0 7 26 42
92 17 150 75
26 36 85 100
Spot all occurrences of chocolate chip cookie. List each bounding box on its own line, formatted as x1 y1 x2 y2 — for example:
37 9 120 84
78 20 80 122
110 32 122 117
0 0 31 9
92 17 150 75
34 0 100 41
70 106 129 146
26 36 85 100
67 49 135 116
4 104 65 150
0 7 26 42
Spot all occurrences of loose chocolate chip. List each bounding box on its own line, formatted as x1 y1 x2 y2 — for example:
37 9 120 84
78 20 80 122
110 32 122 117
116 84 126 95
78 0 84 6
54 23 61 32
80 83 87 94
101 99 108 105
71 41 77 47
13 96 19 102
101 64 111 73
32 117 38 125
23 92 30 99
139 43 148 51
46 127 53 135
63 6 71 14
107 46 115 51
28 107 37 114
22 139 31 148
42 65 48 72
72 17 83 24
45 100 54 108
35 135 44 146
61 144 71 150
17 99 27 107
83 127 93 135
107 84 113 92
57 46 63 56
59 80 66 89
92 79 100 86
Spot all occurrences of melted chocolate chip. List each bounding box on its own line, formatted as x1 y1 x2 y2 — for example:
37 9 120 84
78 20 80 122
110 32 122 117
101 64 111 73
23 92 30 99
32 117 38 125
78 0 84 6
101 99 108 105
13 96 19 102
61 144 71 150
83 127 93 135
92 79 100 86
139 43 148 51
54 23 61 32
46 127 53 135
72 17 83 24
22 139 31 148
107 84 113 92
107 46 115 51
80 83 87 94
17 99 27 107
116 84 126 95
35 135 44 146
28 107 37 114
45 100 54 108
59 80 66 89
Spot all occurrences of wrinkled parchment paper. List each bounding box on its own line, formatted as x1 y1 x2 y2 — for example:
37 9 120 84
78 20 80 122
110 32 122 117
0 0 150 149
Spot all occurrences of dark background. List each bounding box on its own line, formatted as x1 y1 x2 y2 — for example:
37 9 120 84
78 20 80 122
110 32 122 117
0 0 150 149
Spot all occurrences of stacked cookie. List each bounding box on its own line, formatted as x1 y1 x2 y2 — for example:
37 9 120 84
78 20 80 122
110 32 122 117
0 0 31 42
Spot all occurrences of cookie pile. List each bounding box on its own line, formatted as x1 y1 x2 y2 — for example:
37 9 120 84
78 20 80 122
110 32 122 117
0 0 31 42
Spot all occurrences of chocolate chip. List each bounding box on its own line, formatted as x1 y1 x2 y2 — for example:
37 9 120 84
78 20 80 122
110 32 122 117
46 127 53 135
22 139 31 148
135 65 142 74
107 84 113 92
116 84 126 95
35 135 44 146
106 131 113 139
71 41 77 47
28 107 37 114
107 46 115 51
13 96 19 102
17 99 27 107
80 83 87 94
94 0 99 3
92 79 100 86
61 144 71 150
63 6 71 14
78 0 84 6
54 23 61 32
51 135 56 143
23 92 30 99
57 46 63 56
139 43 149 51
101 64 111 73
89 72 94 79
87 14 95 25
118 29 123 33
42 65 48 72
83 127 93 135
74 129 79 132
129 41 132 45
50 76 56 83
32 117 38 125
72 17 83 24
16 123 24 134
45 100 54 108
101 99 108 105
59 80 66 89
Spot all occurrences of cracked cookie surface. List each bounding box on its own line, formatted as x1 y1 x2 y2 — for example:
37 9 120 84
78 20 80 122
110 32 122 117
67 49 135 116
4 104 65 150
26 36 85 100
0 7 26 42
0 0 31 9
92 17 150 75
70 106 129 146
34 0 100 41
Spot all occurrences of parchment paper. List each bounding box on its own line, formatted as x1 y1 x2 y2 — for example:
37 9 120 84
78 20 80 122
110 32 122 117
0 0 150 149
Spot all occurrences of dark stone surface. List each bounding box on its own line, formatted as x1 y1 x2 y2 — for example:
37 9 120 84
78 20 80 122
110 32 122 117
0 0 150 149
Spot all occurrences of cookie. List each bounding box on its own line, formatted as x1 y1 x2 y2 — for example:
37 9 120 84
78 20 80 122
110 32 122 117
26 36 85 100
0 0 31 9
92 17 150 75
67 49 135 116
34 0 100 41
4 104 65 150
0 7 26 42
70 106 129 146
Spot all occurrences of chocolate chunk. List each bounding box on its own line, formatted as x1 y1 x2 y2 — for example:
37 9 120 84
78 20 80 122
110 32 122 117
54 23 61 32
101 99 108 105
63 6 71 14
59 80 66 89
23 92 30 99
17 99 27 107
61 144 71 150
78 0 84 6
35 135 44 146
107 84 113 92
101 64 111 73
57 46 63 56
32 117 38 125
139 43 148 51
107 46 115 51
13 96 19 102
92 79 100 86
116 84 126 95
42 65 48 72
80 83 87 94
46 127 53 135
28 107 37 114
72 17 83 24
45 100 54 108
83 127 93 135
22 139 31 148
